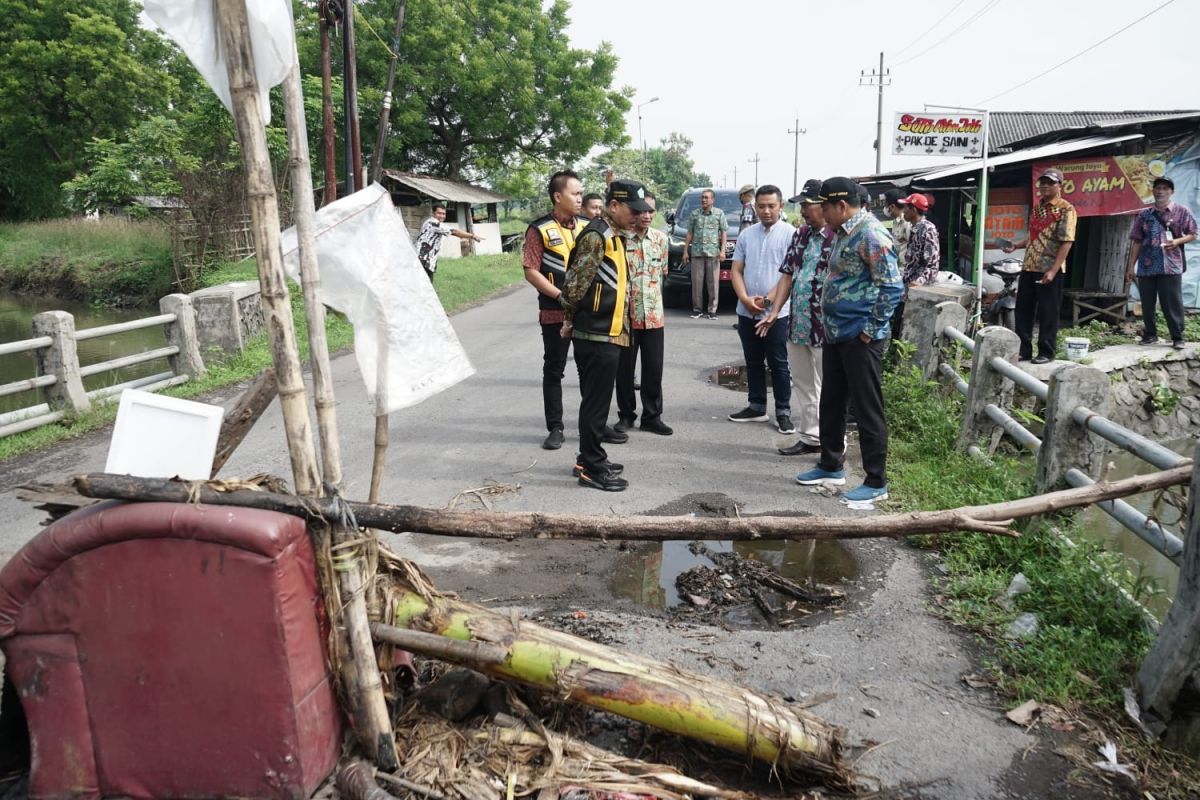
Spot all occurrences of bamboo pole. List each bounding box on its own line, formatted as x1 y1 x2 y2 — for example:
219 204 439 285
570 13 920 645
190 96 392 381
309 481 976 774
213 0 320 497
279 23 397 768
73 464 1193 542
387 589 850 784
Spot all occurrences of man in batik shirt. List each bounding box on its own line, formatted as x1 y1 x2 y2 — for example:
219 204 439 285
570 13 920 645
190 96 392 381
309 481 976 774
1005 168 1076 364
616 193 673 436
761 179 834 456
416 202 481 281
891 192 940 342
794 177 903 508
1126 176 1197 349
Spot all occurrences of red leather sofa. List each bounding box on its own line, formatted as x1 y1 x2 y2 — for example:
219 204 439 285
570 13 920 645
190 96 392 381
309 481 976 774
0 501 342 799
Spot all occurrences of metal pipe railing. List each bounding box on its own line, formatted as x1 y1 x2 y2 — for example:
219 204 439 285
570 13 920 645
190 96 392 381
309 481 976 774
79 346 179 378
0 336 52 357
1064 469 1184 565
983 403 1043 453
987 356 1049 401
1071 406 1190 471
0 402 51 428
87 370 178 401
75 313 176 342
939 362 969 396
0 373 56 399
942 325 975 352
0 410 66 439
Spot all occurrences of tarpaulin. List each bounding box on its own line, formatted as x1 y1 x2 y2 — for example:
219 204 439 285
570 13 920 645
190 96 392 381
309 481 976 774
142 0 294 124
280 184 475 413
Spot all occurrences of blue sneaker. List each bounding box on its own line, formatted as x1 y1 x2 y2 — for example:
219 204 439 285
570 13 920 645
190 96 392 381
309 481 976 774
795 467 846 486
841 483 889 504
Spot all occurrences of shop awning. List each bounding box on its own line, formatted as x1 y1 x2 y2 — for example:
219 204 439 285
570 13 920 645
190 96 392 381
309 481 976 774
906 134 1144 187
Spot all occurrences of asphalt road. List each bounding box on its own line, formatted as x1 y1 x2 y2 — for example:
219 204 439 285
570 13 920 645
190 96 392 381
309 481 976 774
0 286 1115 799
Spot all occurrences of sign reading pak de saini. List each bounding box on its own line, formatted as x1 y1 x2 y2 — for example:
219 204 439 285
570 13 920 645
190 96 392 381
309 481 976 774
892 113 986 157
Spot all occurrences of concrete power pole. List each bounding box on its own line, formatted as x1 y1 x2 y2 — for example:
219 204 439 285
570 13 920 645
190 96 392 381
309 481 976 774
859 52 891 174
747 153 761 187
787 119 807 198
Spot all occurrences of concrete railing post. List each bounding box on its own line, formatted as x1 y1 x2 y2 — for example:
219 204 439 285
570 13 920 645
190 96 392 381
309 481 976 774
31 310 90 415
160 294 207 380
1136 441 1200 756
1036 363 1112 492
927 301 969 381
957 326 1020 452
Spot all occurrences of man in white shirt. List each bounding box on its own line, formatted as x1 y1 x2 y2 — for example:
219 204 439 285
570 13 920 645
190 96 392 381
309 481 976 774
728 185 796 435
416 202 482 280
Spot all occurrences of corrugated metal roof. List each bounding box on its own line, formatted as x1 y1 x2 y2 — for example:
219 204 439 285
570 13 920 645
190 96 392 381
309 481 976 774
990 110 1197 150
909 134 1143 186
381 170 509 204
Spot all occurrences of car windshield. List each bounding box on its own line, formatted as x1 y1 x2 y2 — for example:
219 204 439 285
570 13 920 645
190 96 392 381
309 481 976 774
674 193 743 225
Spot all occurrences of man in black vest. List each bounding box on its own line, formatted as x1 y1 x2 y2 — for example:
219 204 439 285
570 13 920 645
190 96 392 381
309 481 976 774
558 179 649 491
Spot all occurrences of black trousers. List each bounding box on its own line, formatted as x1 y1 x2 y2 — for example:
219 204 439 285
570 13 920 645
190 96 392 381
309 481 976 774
616 327 664 424
574 338 621 475
1014 271 1064 360
890 300 907 343
541 322 572 431
1138 274 1185 342
819 337 888 488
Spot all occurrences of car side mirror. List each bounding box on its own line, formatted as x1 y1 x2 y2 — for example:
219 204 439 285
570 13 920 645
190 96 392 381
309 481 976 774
664 210 676 225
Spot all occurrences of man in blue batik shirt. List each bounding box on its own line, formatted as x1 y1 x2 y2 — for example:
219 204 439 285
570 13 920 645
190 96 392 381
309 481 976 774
795 177 903 507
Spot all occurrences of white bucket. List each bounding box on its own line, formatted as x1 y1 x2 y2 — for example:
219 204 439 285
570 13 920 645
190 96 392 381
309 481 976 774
1064 337 1090 361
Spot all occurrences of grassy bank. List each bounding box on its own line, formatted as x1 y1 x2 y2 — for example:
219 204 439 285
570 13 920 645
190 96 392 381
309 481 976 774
0 252 522 462
0 218 174 307
882 357 1198 795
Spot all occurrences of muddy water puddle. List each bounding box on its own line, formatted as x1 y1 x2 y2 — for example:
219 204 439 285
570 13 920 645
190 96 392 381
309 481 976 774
611 538 857 628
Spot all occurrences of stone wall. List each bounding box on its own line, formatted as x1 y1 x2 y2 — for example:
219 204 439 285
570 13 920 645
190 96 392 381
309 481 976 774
188 280 264 356
1106 356 1200 440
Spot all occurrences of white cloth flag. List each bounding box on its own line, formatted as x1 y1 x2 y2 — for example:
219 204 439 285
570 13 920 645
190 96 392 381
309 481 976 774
142 0 294 124
280 184 475 414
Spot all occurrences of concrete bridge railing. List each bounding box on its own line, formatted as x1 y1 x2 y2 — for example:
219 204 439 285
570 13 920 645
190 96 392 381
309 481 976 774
0 294 207 439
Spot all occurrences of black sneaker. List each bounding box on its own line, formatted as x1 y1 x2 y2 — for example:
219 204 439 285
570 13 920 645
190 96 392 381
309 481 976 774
690 310 704 319
573 458 623 477
578 469 628 491
706 313 719 321
613 417 635 433
542 428 564 450
776 415 796 434
728 407 769 423
1139 336 1161 346
1031 355 1052 365
602 425 628 444
1173 340 1186 350
639 418 673 435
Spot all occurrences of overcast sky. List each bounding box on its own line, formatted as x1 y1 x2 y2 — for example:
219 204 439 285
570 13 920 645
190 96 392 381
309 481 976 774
564 0 1197 196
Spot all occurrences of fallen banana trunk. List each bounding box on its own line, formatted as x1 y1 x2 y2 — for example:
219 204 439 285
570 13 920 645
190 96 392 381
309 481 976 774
72 463 1193 542
386 585 851 786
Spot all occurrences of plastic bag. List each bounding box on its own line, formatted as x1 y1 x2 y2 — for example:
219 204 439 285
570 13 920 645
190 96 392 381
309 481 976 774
280 184 474 414
142 0 294 124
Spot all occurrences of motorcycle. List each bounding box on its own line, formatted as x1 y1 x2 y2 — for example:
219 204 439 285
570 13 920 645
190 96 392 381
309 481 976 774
981 258 1022 330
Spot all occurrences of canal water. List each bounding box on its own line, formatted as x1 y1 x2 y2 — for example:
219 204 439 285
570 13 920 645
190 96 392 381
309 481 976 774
0 291 167 416
1078 437 1197 620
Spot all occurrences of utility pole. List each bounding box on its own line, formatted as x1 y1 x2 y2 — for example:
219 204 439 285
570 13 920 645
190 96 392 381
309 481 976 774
747 153 760 186
733 165 738 188
858 52 891 174
318 1 339 203
369 0 407 184
787 119 807 198
343 0 363 192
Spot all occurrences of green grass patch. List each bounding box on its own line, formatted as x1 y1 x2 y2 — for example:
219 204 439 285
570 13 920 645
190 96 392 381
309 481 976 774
0 217 174 307
883 360 1156 710
0 253 522 462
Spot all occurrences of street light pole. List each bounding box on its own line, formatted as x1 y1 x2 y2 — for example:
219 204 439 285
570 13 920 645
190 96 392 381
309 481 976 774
787 119 807 198
637 96 660 173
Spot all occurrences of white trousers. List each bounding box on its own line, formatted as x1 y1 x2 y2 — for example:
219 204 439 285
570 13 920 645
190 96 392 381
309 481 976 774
787 342 823 445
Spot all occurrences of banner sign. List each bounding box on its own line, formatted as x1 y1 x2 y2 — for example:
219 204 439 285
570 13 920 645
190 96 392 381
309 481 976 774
984 204 1029 251
1029 155 1167 217
892 113 986 157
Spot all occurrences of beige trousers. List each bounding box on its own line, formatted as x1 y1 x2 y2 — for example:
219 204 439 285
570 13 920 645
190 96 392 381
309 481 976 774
787 342 823 445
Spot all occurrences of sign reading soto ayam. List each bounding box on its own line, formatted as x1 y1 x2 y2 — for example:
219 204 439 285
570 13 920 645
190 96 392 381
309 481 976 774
892 113 986 157
1030 154 1167 217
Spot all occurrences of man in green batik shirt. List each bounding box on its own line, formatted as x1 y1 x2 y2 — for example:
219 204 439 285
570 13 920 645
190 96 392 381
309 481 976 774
682 188 728 319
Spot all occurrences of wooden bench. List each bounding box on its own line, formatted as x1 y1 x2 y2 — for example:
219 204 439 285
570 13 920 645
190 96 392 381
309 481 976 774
1064 289 1127 326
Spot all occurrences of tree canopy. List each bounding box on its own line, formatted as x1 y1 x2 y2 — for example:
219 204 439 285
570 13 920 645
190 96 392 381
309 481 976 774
588 133 712 208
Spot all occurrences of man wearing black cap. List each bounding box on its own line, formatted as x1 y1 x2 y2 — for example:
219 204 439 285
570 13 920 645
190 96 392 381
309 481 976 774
795 177 903 508
1004 168 1076 364
1125 176 1197 350
558 179 649 491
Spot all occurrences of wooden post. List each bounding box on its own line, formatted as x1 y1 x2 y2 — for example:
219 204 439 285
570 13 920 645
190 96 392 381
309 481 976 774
213 0 321 497
209 368 278 477
279 16 398 767
1137 442 1200 757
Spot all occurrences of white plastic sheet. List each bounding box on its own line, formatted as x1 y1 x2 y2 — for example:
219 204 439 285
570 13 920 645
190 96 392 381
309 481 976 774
142 0 294 124
280 184 475 414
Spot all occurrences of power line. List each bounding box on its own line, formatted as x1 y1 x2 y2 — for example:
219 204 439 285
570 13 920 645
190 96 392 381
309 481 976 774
977 0 1178 105
893 0 1002 67
891 0 970 59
